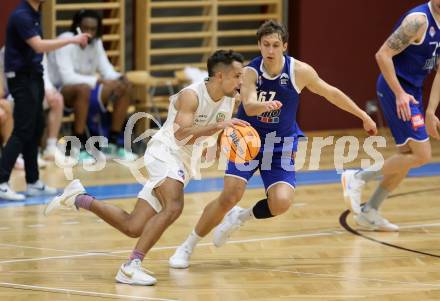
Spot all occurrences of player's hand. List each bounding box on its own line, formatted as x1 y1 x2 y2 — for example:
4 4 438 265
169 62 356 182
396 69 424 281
263 100 282 112
426 111 440 140
71 33 91 48
218 118 250 129
396 92 418 121
362 115 378 136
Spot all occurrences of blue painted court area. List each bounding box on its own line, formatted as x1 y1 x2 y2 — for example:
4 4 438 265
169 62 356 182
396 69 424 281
1 162 439 208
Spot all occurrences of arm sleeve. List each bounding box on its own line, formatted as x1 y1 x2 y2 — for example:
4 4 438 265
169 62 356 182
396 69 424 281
54 44 98 88
96 39 121 80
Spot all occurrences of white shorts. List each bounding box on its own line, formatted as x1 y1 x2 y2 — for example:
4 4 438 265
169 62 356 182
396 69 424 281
138 141 191 212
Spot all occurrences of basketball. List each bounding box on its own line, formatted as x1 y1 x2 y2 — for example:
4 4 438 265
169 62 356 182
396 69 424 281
221 125 261 163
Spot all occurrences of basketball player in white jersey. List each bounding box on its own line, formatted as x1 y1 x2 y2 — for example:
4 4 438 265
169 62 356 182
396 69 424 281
43 50 248 286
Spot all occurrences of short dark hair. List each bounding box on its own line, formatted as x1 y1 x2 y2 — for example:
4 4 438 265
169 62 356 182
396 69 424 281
70 9 103 38
207 50 244 77
256 20 289 43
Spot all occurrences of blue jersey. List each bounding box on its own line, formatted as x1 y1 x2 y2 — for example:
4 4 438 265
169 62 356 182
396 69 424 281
236 55 301 152
393 2 440 87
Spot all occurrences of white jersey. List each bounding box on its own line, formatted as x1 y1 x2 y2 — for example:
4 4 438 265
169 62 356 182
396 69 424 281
149 80 234 174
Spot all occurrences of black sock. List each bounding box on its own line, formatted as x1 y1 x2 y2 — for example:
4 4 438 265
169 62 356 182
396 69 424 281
109 130 120 146
252 198 274 219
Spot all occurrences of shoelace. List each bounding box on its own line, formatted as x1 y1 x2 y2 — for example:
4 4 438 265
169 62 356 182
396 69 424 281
368 211 389 225
181 246 192 256
223 221 242 239
131 260 155 275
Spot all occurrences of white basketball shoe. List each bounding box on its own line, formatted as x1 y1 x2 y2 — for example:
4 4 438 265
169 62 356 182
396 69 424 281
44 179 85 215
341 169 365 214
354 207 399 232
169 244 193 269
213 206 244 247
115 259 157 286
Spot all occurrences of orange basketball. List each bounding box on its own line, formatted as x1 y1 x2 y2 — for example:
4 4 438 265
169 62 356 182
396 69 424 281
221 125 261 163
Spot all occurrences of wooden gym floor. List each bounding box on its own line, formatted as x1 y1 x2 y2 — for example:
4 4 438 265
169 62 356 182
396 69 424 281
0 129 439 301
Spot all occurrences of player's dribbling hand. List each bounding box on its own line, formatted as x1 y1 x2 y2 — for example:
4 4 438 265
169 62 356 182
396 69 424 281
426 112 440 140
263 100 283 112
218 118 250 129
363 115 378 136
396 92 418 121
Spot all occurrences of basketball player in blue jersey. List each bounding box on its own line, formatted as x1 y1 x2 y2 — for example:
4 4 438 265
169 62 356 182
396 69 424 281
342 1 440 232
169 20 377 269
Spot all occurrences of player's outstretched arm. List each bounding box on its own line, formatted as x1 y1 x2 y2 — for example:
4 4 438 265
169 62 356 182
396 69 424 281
173 90 249 145
26 34 90 54
241 67 282 116
376 14 427 121
426 68 440 140
299 61 377 135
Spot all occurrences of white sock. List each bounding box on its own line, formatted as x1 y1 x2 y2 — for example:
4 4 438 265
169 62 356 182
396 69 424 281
238 207 254 222
183 229 202 250
47 138 57 147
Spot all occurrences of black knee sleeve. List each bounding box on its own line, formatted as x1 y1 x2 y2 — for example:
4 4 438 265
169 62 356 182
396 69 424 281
252 198 274 219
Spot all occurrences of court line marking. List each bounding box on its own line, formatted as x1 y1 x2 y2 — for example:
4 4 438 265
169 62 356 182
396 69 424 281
110 230 343 254
0 282 178 301
240 267 440 288
399 222 440 229
1 220 439 299
0 230 342 264
340 211 440 258
0 242 125 256
110 221 440 254
0 253 124 264
2 220 440 264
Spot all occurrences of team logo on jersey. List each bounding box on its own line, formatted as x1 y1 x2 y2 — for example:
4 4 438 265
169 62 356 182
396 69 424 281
258 108 281 124
195 114 208 123
411 114 425 130
280 73 289 85
430 26 436 38
216 112 226 122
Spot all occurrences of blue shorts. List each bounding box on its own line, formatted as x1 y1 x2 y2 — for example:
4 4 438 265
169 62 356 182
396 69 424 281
377 75 428 146
63 84 106 116
226 151 296 192
87 84 109 136
89 84 107 116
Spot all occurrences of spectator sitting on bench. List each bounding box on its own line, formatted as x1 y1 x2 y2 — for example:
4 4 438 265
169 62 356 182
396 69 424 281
49 9 136 163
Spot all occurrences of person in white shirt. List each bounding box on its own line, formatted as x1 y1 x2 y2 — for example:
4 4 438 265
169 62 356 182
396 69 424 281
49 10 134 163
44 50 247 286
